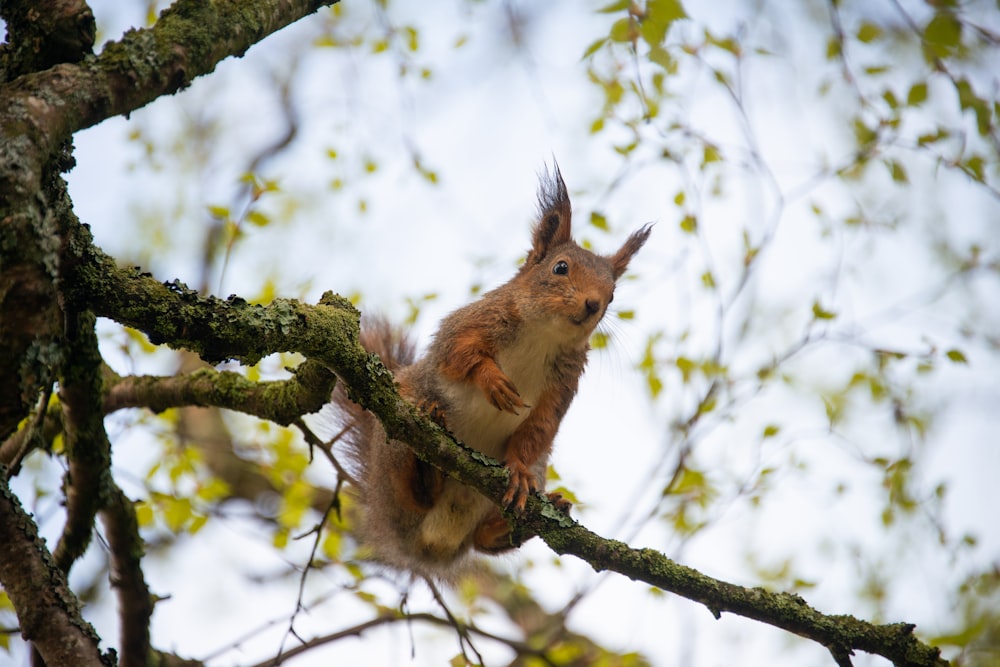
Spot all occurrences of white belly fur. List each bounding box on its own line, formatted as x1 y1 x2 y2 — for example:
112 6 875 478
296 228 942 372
418 323 568 554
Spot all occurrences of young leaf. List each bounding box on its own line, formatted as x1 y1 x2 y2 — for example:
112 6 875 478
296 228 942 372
906 82 928 106
590 211 610 231
857 22 882 44
945 348 968 364
812 301 837 320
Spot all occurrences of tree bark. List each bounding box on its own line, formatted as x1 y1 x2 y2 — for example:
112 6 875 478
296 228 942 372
0 471 111 667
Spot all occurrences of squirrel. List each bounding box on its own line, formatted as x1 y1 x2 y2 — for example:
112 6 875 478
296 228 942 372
332 165 651 580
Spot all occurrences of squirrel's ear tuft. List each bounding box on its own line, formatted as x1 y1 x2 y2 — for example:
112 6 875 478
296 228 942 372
527 163 572 265
610 223 653 280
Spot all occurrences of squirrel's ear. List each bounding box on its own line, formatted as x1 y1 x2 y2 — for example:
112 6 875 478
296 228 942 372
610 223 653 280
527 163 572 265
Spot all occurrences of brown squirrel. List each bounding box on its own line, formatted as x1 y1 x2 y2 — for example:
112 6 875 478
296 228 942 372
334 165 650 579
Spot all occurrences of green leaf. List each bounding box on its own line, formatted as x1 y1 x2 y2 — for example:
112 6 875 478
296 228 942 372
887 160 908 183
906 82 928 106
641 0 687 46
945 348 968 364
273 529 289 549
917 128 949 145
763 424 780 438
245 210 269 227
403 26 419 52
609 17 635 43
207 205 230 219
811 301 837 320
666 465 706 495
582 37 608 59
321 530 343 560
956 79 991 136
852 117 878 149
596 0 630 12
135 502 154 528
646 372 663 399
648 44 675 72
162 496 193 533
706 30 741 56
650 0 687 22
675 356 695 382
702 144 722 165
923 11 962 59
963 155 986 182
856 21 882 43
414 157 439 184
189 514 208 534
679 214 697 233
590 210 610 231
825 37 842 60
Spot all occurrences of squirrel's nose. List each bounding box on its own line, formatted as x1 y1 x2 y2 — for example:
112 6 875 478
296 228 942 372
584 298 602 315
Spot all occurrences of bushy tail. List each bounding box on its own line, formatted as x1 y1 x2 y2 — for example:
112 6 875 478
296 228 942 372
329 316 416 483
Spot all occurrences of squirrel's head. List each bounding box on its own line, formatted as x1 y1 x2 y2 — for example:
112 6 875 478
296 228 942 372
517 164 652 340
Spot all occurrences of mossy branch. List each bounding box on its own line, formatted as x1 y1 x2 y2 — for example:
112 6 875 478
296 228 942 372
53 309 111 574
103 360 336 426
0 469 112 667
66 227 948 667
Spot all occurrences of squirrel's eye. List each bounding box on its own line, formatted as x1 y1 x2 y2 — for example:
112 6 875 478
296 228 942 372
553 260 569 275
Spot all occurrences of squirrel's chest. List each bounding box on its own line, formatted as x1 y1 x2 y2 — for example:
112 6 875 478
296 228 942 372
442 334 559 458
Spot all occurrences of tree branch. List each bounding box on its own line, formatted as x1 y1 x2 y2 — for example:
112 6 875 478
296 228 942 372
0 469 111 667
64 225 948 667
103 360 336 426
100 484 153 667
0 0 95 81
53 309 111 573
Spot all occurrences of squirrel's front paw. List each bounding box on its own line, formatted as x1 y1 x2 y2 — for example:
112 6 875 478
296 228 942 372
477 365 527 414
502 460 539 511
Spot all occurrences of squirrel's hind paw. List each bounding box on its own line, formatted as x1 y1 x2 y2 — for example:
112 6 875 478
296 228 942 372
545 491 572 515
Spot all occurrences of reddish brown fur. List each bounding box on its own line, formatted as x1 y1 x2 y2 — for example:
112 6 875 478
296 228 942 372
332 165 650 578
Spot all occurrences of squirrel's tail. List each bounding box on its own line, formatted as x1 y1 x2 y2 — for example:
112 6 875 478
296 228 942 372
358 315 418 373
330 316 443 575
330 315 416 485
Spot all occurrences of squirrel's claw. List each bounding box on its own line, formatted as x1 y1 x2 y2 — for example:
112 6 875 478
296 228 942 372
487 374 527 414
545 491 573 515
502 461 538 511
